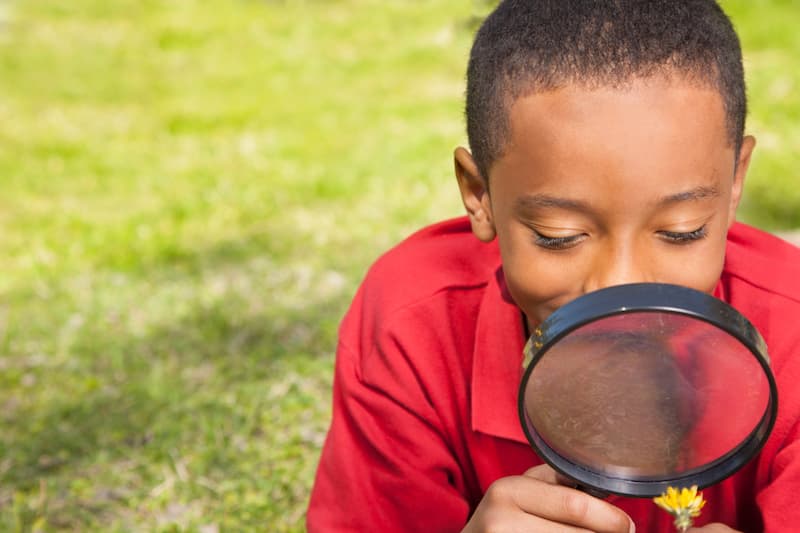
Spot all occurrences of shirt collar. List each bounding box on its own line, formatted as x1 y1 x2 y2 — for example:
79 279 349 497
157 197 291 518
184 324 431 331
471 265 529 444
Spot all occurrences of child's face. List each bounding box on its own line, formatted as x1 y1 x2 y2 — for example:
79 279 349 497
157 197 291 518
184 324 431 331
456 76 756 326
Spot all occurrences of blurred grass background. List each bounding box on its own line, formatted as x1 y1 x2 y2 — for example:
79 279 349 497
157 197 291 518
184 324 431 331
0 1 797 531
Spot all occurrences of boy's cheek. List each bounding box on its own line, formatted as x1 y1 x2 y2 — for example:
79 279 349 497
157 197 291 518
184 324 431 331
501 260 583 325
652 238 729 296
495 229 586 321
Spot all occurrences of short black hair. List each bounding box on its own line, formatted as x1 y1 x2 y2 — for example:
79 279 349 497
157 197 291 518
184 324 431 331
466 0 746 180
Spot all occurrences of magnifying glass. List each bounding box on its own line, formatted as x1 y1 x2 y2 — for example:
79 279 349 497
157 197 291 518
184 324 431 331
518 283 778 497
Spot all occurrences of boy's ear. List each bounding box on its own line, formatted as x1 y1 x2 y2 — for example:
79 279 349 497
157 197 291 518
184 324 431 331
728 135 756 227
454 147 496 242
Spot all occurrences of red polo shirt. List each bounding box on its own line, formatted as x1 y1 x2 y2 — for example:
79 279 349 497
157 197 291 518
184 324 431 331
307 217 800 532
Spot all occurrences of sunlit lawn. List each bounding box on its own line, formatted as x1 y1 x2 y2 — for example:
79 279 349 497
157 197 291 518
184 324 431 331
0 0 797 531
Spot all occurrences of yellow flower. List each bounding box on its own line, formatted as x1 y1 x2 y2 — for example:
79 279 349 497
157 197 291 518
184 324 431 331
653 485 706 532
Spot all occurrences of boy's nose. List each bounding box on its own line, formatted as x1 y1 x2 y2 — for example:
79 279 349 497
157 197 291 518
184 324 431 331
582 246 651 294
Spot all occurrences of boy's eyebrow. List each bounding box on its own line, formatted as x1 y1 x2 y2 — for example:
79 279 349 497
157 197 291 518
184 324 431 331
658 185 721 205
514 186 722 215
514 194 593 215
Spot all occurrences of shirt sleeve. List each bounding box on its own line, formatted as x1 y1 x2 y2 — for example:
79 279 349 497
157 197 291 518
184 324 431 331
755 329 800 532
307 335 471 532
757 420 800 531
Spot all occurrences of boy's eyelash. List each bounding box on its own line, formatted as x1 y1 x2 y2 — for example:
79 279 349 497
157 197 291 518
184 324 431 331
533 232 583 250
532 226 708 249
658 226 708 243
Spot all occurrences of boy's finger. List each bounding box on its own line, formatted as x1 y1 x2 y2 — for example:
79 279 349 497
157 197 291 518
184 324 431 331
522 464 578 488
511 475 635 533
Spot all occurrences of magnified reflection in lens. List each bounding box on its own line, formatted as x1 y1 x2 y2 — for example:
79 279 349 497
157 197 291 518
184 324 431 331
524 312 769 480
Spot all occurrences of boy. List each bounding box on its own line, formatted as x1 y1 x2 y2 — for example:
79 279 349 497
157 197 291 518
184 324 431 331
308 1 800 531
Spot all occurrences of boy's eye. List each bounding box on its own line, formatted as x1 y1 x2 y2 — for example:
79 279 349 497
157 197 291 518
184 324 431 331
533 231 585 250
657 225 708 244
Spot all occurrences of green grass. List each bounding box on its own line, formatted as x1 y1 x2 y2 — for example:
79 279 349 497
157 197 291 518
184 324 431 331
0 1 797 531
722 0 800 227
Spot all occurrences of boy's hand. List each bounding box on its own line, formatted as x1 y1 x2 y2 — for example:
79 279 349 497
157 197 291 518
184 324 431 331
462 464 635 532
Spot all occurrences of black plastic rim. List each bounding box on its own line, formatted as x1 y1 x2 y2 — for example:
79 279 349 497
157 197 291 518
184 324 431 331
517 282 779 498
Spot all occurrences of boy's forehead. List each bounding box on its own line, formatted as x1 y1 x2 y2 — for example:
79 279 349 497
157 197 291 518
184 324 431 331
493 76 735 196
508 76 728 154
507 74 726 131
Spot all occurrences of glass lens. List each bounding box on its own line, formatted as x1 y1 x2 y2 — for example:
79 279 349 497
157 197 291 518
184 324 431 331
523 312 770 479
